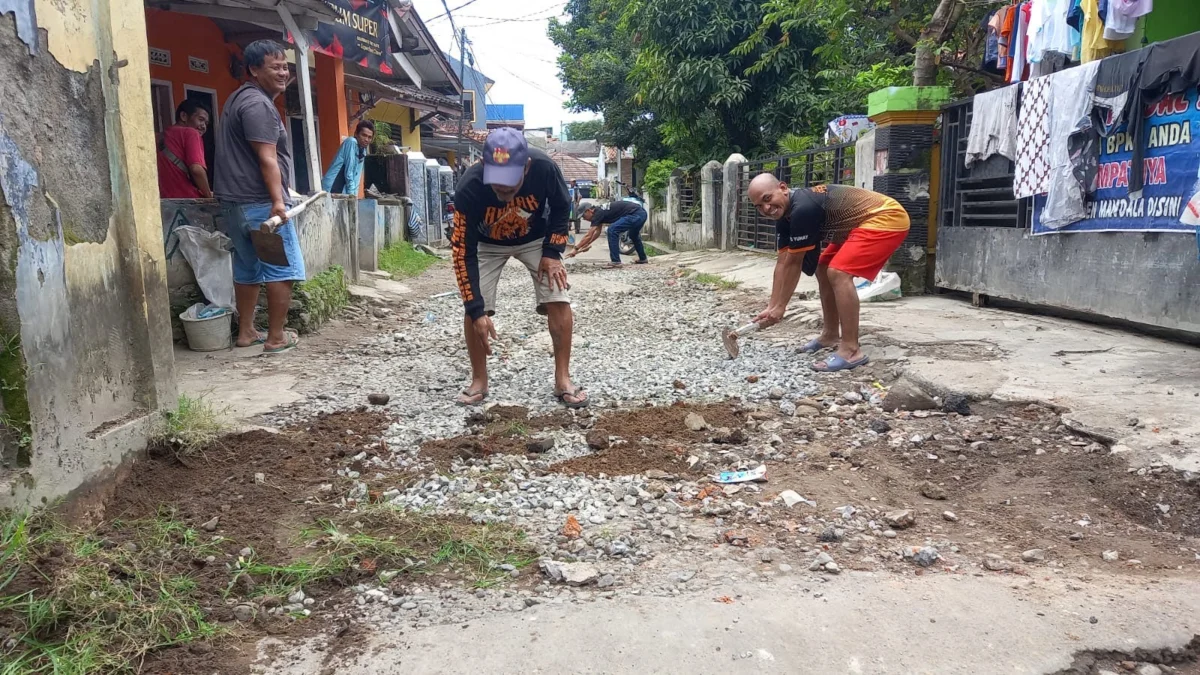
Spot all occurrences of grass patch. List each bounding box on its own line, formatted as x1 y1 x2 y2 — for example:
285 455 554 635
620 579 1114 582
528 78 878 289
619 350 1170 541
692 272 741 290
240 508 538 592
504 421 529 437
150 394 227 458
379 242 442 279
0 508 223 674
643 243 667 257
291 265 350 333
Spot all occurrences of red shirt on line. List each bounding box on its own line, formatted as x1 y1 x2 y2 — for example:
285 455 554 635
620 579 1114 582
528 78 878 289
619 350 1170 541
158 125 206 199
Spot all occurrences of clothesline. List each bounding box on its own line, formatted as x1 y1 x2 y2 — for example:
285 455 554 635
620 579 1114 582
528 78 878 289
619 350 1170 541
965 28 1200 235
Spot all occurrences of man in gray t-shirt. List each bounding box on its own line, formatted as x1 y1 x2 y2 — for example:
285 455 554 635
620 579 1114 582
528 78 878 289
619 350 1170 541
214 40 305 354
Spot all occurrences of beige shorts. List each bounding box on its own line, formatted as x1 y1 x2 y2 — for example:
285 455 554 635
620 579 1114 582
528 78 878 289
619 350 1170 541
478 240 570 316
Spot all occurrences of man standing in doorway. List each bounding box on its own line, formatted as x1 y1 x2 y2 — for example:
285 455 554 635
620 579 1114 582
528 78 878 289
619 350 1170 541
451 127 587 408
747 175 909 372
157 100 213 199
567 198 649 267
321 120 375 195
214 39 304 354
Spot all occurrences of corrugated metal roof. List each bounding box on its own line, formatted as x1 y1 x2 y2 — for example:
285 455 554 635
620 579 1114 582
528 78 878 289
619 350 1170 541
486 104 524 122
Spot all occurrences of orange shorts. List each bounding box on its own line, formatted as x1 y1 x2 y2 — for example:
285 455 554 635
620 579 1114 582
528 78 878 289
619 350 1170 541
819 216 910 281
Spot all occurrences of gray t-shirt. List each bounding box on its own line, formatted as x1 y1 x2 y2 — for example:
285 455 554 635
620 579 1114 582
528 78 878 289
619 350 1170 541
214 83 293 204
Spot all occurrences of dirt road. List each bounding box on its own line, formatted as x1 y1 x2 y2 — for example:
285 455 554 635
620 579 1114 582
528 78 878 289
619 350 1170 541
92 259 1200 673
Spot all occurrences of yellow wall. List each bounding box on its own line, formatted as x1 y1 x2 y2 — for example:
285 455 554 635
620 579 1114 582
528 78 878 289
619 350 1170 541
368 101 422 152
4 0 176 508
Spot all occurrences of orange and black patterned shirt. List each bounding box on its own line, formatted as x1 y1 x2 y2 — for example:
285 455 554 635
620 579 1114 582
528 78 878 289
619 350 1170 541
450 147 570 320
776 184 909 252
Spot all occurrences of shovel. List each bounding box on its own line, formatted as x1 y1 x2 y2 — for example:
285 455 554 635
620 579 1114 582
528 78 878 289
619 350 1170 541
721 322 760 359
250 194 322 267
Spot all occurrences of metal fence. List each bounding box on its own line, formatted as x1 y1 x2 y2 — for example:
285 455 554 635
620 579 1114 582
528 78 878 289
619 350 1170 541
938 98 1031 230
678 173 699 221
734 141 856 250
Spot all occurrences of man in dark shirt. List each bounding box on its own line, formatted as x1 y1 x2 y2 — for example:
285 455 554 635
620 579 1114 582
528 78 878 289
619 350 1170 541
568 198 649 266
748 174 909 372
451 128 586 408
214 39 302 354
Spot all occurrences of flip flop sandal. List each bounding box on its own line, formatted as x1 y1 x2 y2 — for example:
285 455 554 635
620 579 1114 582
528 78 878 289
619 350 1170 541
634 260 649 265
798 338 834 354
237 332 268 348
555 387 590 409
262 331 299 355
457 389 489 406
811 354 870 372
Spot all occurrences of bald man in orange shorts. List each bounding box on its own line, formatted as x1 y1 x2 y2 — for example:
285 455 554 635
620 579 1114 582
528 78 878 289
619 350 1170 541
747 174 909 372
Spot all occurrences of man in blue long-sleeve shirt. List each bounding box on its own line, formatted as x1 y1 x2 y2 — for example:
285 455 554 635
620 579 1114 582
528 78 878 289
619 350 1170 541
321 120 375 194
450 127 586 408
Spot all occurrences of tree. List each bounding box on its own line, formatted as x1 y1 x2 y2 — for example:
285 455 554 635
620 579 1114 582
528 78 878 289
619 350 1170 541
549 0 663 157
564 119 605 140
551 0 831 165
743 0 995 91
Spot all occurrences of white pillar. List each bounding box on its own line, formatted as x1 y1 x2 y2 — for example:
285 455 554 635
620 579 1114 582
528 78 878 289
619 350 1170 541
721 154 746 250
276 6 321 193
700 160 722 248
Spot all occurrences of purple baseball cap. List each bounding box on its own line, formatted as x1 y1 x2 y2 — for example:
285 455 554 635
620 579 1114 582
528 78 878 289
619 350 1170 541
483 127 529 187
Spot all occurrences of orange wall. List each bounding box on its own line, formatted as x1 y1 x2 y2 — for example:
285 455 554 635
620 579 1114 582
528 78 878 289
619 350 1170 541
145 9 242 120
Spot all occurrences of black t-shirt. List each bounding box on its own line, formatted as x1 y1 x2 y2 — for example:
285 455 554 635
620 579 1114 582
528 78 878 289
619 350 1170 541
588 199 644 226
775 184 897 250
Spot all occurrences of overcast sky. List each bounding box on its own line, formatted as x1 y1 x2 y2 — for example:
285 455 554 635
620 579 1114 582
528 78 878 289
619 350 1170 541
409 0 599 133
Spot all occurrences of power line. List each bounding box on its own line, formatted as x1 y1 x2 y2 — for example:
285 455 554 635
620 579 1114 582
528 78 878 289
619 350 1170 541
457 2 567 27
456 1 565 22
426 0 482 22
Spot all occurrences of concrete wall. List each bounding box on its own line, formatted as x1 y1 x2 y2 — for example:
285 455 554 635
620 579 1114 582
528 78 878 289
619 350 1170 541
0 0 176 507
935 227 1200 335
642 167 722 252
161 194 355 292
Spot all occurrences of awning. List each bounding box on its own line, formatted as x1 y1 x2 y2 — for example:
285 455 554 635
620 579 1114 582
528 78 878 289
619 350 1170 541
151 0 338 32
345 73 463 116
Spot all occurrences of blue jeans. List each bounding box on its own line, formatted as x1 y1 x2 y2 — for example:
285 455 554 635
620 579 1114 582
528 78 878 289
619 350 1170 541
607 209 648 263
218 201 306 285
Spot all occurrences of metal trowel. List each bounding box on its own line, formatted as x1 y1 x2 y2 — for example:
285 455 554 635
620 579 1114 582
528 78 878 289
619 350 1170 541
721 322 760 359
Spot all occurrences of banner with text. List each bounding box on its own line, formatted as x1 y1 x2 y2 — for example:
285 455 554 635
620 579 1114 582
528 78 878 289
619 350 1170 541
312 0 393 75
1032 87 1200 235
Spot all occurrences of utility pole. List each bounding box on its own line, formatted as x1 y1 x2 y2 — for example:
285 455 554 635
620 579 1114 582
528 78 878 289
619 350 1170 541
457 27 468 165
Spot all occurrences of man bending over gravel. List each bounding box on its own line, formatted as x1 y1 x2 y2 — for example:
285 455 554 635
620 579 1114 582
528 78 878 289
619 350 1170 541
747 174 909 372
450 128 588 408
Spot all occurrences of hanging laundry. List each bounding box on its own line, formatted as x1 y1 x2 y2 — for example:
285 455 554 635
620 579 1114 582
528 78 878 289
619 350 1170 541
984 9 1003 71
966 85 1021 168
998 4 1016 70
1066 0 1084 31
1067 49 1148 204
1010 2 1032 82
1125 31 1200 197
1014 76 1053 199
1028 0 1077 66
1081 0 1124 62
1040 62 1101 229
1104 0 1152 41
1031 51 1071 77
1090 49 1148 137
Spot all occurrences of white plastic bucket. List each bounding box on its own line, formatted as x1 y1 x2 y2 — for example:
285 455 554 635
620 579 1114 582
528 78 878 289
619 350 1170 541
181 313 232 352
